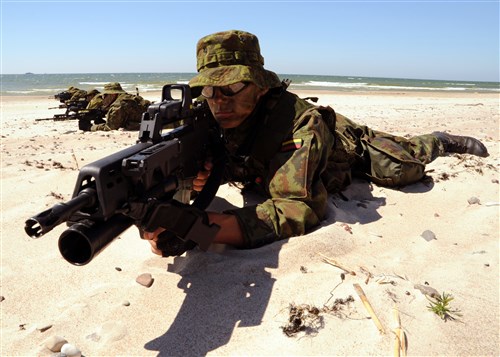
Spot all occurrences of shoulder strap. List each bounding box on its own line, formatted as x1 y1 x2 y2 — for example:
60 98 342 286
249 86 319 168
317 105 337 136
249 88 298 164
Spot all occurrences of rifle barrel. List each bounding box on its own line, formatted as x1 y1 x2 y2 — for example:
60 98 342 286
24 188 96 238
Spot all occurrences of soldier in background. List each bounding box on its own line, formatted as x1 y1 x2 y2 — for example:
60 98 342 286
69 88 100 103
86 82 150 131
51 87 101 126
55 86 100 107
54 86 80 103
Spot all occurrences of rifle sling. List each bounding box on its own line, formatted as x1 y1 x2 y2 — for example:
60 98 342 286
247 87 298 167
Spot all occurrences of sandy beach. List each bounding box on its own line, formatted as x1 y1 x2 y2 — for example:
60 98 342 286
1 90 499 356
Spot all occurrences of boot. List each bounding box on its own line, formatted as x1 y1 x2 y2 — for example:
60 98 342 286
433 131 489 157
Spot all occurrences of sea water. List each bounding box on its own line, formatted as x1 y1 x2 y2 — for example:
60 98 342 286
1 72 498 96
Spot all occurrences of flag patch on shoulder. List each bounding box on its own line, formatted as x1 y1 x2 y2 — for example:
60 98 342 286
281 138 303 152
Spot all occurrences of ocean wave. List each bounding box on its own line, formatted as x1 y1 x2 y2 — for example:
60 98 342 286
5 90 39 94
2 73 498 96
294 81 362 87
292 80 500 92
135 81 191 93
5 88 66 94
449 83 476 86
79 81 110 86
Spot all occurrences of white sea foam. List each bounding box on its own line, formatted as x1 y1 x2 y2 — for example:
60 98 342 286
6 90 36 94
298 81 368 88
79 82 109 86
6 88 64 94
135 81 190 93
293 80 499 92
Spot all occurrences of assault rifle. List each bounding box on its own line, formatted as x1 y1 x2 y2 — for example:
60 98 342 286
48 99 89 110
25 84 225 265
36 108 105 131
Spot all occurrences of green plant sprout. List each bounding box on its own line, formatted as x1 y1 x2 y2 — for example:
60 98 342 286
427 292 463 321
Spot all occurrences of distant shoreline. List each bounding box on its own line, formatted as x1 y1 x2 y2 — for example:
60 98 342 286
2 72 498 96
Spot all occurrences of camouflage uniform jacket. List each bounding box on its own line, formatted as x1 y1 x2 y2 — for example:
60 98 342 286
224 89 443 249
106 94 150 130
88 93 150 131
222 89 336 248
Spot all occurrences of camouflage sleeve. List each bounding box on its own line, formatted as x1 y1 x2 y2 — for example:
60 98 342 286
105 103 126 130
86 95 103 110
226 108 334 248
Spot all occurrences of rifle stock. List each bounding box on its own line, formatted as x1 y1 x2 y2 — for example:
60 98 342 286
25 84 224 265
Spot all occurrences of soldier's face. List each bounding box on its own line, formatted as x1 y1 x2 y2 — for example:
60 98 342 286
205 82 268 129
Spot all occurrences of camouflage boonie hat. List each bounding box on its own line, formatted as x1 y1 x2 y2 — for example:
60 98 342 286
87 89 100 96
189 30 282 89
102 82 126 94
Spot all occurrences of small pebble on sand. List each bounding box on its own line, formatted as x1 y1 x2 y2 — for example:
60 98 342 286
136 273 154 288
468 196 481 205
60 343 82 357
421 230 436 241
44 335 68 352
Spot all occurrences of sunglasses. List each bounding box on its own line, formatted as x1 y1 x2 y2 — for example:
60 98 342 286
201 82 249 99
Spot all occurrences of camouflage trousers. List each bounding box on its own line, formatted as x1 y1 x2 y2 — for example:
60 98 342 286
90 123 112 131
324 113 444 191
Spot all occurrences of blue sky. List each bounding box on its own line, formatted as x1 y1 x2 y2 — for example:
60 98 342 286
1 1 499 82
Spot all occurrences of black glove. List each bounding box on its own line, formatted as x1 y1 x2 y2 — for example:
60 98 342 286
156 231 197 257
140 200 220 257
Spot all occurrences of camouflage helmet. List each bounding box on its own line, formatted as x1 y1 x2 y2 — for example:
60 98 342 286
188 30 282 89
102 82 126 94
